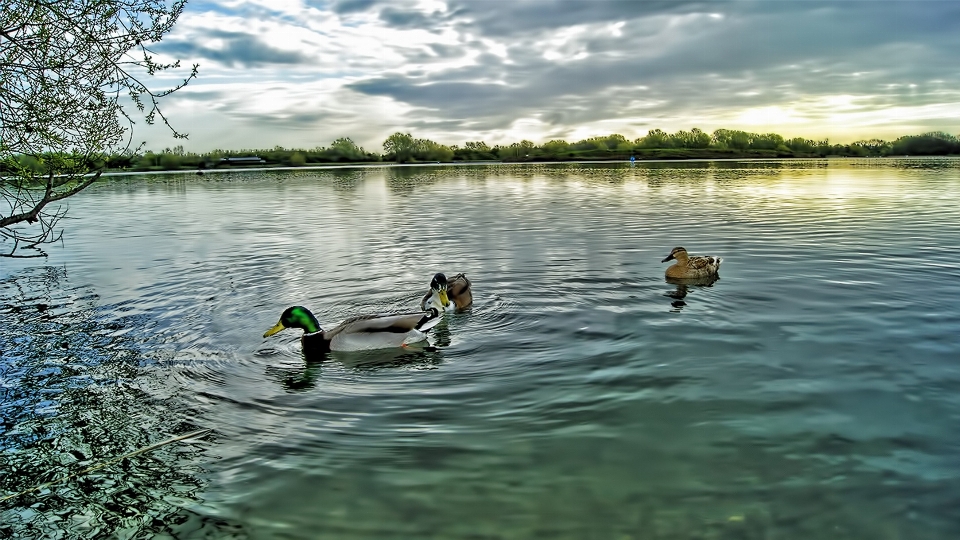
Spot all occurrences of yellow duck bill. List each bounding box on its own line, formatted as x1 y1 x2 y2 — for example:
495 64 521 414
263 321 286 337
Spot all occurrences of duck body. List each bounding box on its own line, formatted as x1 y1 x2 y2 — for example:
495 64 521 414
264 306 441 353
420 272 472 312
661 246 722 279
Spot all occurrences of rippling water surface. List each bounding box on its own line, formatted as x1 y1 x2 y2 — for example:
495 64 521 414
3 159 960 539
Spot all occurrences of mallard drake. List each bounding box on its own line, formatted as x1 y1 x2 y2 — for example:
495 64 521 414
420 272 473 311
263 306 441 354
661 247 722 279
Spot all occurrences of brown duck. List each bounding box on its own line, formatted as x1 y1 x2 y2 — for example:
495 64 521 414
661 247 722 279
420 272 473 311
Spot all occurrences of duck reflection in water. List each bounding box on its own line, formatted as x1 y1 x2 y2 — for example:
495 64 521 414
268 345 446 391
664 275 720 310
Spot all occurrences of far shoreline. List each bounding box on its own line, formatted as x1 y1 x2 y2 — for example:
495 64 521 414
98 155 959 178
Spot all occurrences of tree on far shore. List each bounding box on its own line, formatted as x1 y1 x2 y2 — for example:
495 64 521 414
383 132 416 163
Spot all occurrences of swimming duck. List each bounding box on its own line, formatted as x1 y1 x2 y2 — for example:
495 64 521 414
263 306 441 354
661 247 722 279
420 272 473 311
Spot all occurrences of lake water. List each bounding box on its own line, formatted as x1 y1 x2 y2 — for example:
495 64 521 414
2 159 960 539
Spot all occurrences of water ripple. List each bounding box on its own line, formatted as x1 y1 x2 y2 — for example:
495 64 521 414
3 160 960 539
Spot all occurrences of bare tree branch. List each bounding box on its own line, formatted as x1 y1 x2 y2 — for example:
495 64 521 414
0 172 101 228
1 0 195 257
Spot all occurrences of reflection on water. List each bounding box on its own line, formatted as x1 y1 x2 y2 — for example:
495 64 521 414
664 275 720 310
3 158 960 539
262 346 446 392
0 268 212 539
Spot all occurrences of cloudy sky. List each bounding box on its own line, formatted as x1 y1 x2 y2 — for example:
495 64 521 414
140 0 960 153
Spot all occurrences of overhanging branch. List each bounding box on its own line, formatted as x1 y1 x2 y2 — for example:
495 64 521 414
0 170 101 228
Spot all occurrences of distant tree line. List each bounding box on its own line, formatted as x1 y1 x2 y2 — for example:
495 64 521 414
4 130 958 176
492 129 960 162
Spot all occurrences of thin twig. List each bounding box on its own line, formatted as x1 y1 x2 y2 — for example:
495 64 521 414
0 428 212 504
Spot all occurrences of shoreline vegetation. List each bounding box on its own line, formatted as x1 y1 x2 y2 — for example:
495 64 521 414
7 128 960 176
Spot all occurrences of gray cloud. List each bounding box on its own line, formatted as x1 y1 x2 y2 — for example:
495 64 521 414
342 0 960 138
229 109 338 127
329 0 377 15
428 43 465 59
147 0 960 152
160 30 312 67
441 0 712 37
379 6 451 29
163 89 231 105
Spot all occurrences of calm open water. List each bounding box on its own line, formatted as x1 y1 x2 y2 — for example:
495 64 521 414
2 159 960 539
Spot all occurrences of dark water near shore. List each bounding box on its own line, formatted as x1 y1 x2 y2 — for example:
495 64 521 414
3 159 960 539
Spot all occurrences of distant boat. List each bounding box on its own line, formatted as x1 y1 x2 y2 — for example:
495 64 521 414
218 156 266 166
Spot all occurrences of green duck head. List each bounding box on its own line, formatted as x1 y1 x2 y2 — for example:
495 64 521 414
264 306 322 337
